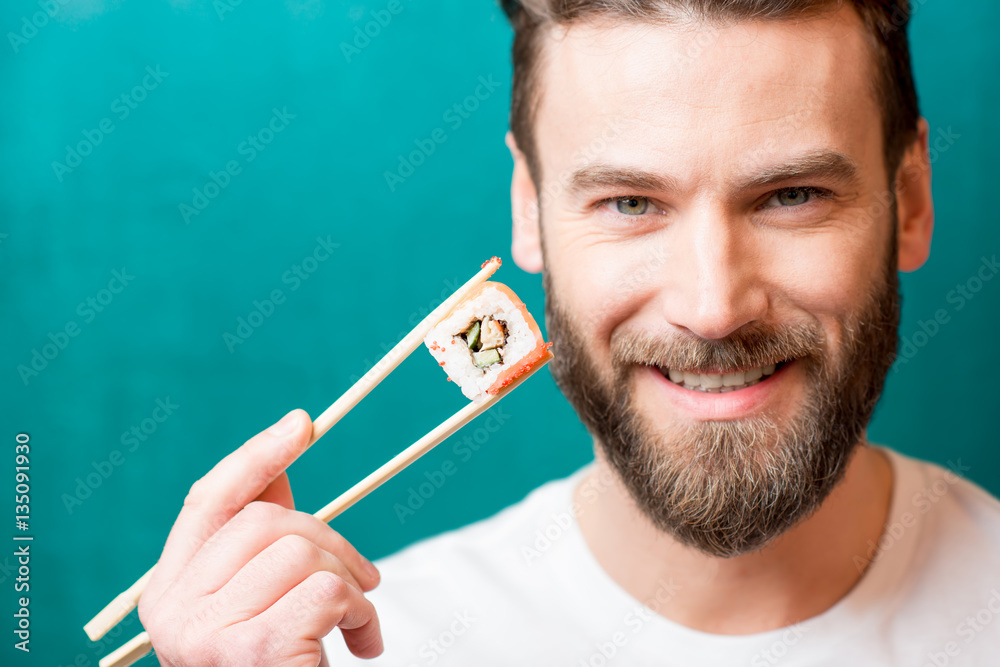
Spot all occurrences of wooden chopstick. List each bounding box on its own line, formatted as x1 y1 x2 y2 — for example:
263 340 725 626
98 354 552 667
83 257 501 643
82 567 154 643
307 257 502 446
314 351 552 524
99 632 151 667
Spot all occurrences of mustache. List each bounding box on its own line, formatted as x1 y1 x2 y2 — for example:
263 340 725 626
612 321 824 374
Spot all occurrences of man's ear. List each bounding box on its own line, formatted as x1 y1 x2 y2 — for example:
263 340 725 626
506 131 544 273
895 117 934 272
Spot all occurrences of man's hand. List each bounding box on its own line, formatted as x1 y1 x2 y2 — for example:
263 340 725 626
138 409 383 666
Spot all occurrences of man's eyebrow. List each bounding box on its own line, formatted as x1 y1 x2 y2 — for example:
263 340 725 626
566 165 681 198
564 151 861 199
735 151 862 193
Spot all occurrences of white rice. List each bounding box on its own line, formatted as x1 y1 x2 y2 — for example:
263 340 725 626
424 285 536 401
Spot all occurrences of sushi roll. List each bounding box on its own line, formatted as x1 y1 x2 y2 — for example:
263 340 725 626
424 281 552 401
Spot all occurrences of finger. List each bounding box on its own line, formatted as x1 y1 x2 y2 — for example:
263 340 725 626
207 534 364 625
146 409 312 607
174 501 379 600
245 571 383 660
255 471 294 509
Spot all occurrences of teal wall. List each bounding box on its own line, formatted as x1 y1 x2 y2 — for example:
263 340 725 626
1 1 997 665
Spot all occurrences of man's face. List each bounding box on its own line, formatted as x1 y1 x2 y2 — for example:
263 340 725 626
522 8 903 557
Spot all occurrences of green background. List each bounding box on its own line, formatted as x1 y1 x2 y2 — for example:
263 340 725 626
1 1 997 665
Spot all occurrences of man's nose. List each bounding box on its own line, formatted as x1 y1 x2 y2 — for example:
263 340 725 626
660 208 768 340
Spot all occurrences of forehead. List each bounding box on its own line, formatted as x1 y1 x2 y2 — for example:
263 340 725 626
533 6 885 190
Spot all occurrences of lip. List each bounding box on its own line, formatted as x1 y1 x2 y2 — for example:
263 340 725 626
643 360 796 421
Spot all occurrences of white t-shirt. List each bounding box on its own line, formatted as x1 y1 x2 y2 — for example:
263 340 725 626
321 446 1000 666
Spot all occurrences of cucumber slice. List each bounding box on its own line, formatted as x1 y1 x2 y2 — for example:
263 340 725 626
464 320 481 350
472 347 501 368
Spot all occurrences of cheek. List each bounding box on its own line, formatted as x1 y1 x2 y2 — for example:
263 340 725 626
760 223 887 352
544 217 664 346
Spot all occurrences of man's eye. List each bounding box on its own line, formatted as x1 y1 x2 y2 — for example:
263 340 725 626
613 197 650 215
765 187 824 208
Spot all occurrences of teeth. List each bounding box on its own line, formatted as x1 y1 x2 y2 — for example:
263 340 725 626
661 362 782 392
701 373 723 389
722 371 744 387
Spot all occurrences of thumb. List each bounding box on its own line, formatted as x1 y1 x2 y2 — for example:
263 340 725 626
254 471 295 510
150 409 313 594
239 409 312 508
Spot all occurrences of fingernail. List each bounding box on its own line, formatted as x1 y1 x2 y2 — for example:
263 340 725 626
268 411 298 436
364 558 380 580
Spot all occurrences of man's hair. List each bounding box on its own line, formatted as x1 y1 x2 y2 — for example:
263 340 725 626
500 0 920 190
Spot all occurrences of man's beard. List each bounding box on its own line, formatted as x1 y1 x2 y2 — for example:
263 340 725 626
544 237 901 558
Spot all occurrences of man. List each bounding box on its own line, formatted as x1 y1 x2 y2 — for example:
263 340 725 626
139 1 1000 665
